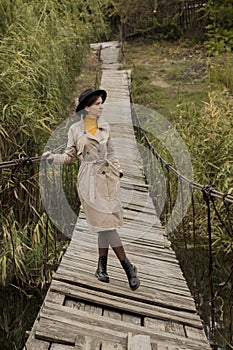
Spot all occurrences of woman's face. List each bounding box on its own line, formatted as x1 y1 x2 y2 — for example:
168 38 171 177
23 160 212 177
85 96 103 118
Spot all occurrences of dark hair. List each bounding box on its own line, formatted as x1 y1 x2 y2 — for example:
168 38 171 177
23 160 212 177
84 94 103 108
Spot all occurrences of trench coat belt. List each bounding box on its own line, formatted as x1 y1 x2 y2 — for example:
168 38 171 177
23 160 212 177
82 158 109 166
82 158 109 205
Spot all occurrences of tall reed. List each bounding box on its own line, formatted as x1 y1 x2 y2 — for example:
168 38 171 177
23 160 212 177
0 0 110 287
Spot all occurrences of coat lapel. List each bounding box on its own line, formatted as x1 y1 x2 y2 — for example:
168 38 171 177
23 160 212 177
84 116 109 143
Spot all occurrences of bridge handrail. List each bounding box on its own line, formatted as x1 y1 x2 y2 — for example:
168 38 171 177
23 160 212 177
0 143 66 169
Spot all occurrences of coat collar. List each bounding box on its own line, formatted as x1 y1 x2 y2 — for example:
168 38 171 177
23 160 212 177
97 116 109 130
79 115 109 141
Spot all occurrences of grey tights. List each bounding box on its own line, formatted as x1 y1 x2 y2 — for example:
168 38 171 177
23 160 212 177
98 229 126 261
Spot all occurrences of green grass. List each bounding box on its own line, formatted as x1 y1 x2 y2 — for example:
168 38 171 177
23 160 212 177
124 40 209 118
123 39 233 192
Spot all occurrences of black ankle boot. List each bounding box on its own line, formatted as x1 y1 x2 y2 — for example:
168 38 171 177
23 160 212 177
120 257 140 290
95 256 109 283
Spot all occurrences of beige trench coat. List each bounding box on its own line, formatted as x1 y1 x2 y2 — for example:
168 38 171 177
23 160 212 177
52 116 123 232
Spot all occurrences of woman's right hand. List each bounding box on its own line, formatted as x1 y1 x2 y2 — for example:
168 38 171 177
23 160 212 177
42 151 54 164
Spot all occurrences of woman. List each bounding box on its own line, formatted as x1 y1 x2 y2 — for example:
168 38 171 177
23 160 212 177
43 88 140 291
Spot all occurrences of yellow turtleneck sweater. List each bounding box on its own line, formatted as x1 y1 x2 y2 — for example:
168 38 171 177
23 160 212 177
84 116 98 135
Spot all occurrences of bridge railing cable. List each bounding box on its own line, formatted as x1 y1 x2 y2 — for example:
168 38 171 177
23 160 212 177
0 143 66 169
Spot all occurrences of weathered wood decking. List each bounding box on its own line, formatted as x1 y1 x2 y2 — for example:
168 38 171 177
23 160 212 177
25 42 211 350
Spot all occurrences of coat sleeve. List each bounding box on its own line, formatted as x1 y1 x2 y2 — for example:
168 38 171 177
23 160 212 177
52 127 77 164
106 132 121 173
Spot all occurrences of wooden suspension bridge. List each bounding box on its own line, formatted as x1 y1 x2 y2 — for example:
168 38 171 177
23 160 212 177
25 42 212 350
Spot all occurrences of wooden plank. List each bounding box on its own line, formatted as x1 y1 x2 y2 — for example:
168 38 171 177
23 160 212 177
36 317 127 345
144 318 185 337
72 224 164 245
71 235 168 251
65 299 86 311
61 243 178 266
50 344 74 350
155 345 180 350
60 244 182 275
122 313 141 325
54 266 197 312
75 335 101 349
51 280 203 328
84 303 102 315
36 301 210 349
127 333 152 350
154 342 204 350
59 252 190 293
102 341 125 350
55 261 188 295
185 325 208 341
56 250 192 288
64 242 175 264
36 303 210 350
36 317 211 350
24 312 50 350
103 308 122 320
57 275 195 313
122 202 158 216
124 243 178 262
45 291 65 305
72 220 166 246
67 235 169 254
24 337 50 350
58 255 191 294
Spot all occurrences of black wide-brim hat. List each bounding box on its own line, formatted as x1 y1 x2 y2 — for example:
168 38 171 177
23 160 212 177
76 88 107 112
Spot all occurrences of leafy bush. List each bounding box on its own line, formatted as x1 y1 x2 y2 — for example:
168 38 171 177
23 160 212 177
205 0 233 54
